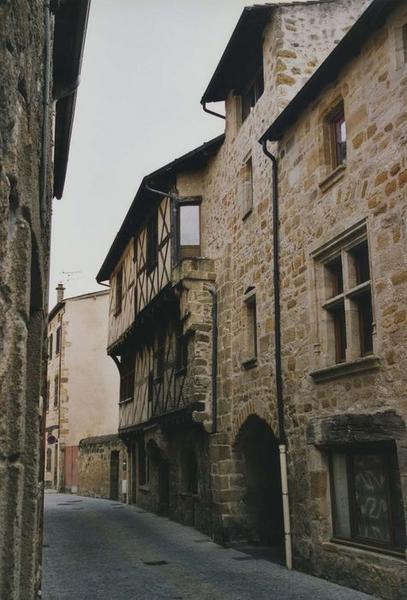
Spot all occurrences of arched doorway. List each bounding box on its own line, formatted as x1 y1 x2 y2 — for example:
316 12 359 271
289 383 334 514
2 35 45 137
234 415 284 549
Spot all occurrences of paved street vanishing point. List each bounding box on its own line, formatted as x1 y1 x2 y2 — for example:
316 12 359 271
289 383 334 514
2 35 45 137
42 494 376 600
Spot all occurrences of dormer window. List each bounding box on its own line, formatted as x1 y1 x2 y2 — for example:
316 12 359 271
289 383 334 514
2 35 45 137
241 67 264 122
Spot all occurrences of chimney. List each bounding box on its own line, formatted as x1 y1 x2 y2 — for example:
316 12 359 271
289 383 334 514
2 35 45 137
56 283 65 304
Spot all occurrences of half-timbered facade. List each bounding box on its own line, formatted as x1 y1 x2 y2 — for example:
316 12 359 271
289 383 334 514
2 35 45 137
97 136 223 531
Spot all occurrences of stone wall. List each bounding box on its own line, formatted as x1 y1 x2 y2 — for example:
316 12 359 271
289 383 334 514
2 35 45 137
0 2 52 598
78 435 127 502
274 5 407 597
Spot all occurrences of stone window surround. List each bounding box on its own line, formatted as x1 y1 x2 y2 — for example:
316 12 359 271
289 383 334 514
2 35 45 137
309 218 379 382
306 411 407 560
393 13 407 70
319 96 347 193
239 151 254 221
241 286 258 370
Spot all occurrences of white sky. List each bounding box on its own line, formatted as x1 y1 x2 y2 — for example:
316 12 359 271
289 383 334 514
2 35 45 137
50 0 276 306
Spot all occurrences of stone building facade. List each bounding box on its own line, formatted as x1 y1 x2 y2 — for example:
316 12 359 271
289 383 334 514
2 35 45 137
0 2 89 598
45 288 119 496
259 1 407 596
98 1 406 598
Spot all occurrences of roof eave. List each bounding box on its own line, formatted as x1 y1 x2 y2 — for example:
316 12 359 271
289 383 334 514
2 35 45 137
259 0 400 144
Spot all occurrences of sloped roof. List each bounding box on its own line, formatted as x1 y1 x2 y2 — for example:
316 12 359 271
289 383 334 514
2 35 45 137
201 2 334 104
259 0 402 143
97 135 224 282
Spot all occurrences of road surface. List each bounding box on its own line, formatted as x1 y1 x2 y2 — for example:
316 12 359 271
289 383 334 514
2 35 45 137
42 493 376 600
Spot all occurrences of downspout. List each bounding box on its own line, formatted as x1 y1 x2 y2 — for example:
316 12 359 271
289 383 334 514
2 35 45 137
261 139 292 571
207 286 218 434
201 101 225 120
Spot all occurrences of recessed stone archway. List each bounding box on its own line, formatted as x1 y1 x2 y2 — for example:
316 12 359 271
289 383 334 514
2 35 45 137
231 414 284 548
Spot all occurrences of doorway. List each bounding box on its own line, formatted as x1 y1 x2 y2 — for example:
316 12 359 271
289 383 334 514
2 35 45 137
110 450 120 500
234 415 284 556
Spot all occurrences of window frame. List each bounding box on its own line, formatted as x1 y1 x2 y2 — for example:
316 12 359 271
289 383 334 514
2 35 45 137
55 326 61 355
242 287 258 369
313 225 375 369
119 354 134 404
329 442 406 556
176 198 201 262
241 66 264 123
114 266 123 316
240 155 254 220
326 101 347 170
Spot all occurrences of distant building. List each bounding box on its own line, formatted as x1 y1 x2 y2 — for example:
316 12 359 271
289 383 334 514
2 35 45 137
44 287 123 499
0 2 90 597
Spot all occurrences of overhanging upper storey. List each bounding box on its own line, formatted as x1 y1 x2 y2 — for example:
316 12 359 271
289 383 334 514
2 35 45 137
201 5 273 105
97 135 224 352
52 0 91 199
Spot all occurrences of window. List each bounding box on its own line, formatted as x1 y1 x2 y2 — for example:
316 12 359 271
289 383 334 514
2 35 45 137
146 210 158 272
241 67 264 122
330 443 406 554
119 354 134 403
240 156 253 219
242 287 257 368
48 334 53 360
53 375 59 407
115 267 123 316
55 326 61 355
177 200 201 260
138 440 149 486
46 448 52 472
327 102 346 168
320 233 374 365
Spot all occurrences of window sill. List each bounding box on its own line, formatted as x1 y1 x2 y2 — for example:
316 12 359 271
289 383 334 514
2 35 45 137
242 357 258 370
323 539 406 561
319 163 346 193
310 355 380 383
138 484 150 493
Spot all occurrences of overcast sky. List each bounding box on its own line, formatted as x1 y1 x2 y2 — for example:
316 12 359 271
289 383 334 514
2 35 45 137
50 0 276 306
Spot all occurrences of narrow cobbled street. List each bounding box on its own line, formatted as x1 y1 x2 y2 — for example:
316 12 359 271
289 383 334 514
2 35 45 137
42 494 376 600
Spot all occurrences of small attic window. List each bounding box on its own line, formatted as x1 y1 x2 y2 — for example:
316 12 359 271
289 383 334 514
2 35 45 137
241 67 264 122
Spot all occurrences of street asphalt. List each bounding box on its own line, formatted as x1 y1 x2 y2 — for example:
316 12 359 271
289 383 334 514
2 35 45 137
42 493 376 600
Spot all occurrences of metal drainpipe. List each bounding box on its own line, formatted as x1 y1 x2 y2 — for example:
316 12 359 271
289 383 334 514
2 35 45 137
261 139 292 570
201 101 226 120
207 286 218 434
